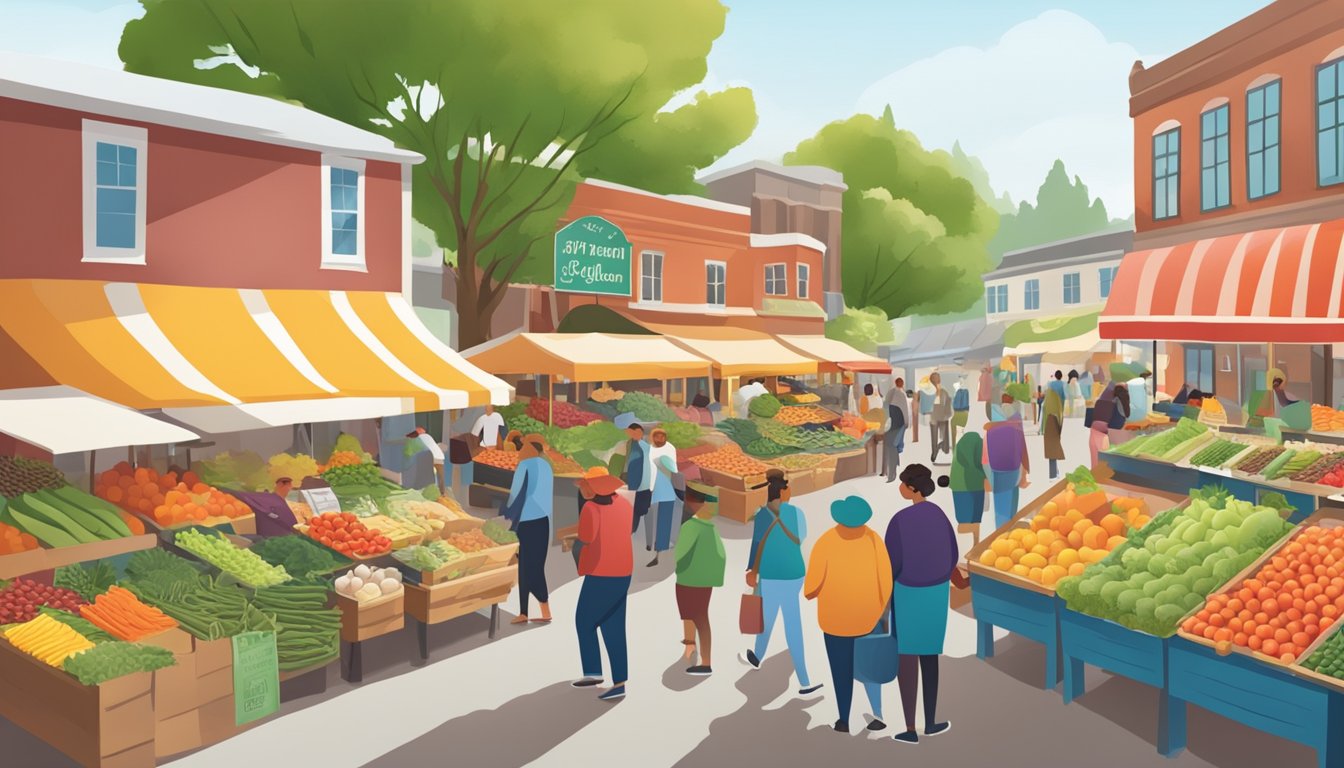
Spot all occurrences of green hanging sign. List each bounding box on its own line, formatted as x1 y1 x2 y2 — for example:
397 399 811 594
554 216 632 296
232 631 280 726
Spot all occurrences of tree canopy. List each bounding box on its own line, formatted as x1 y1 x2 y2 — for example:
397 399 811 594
989 159 1129 259
786 107 998 319
119 0 755 347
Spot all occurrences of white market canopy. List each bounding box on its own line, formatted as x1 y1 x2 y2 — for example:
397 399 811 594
0 386 197 454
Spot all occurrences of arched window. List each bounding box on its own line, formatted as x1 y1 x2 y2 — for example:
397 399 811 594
1246 76 1281 199
1152 121 1181 220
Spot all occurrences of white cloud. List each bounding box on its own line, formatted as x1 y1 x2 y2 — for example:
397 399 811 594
857 10 1144 217
0 1 142 70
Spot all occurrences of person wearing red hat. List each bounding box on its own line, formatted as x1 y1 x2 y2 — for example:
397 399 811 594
572 467 634 702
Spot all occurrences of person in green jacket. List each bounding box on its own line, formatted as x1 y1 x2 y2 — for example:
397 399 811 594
949 431 987 546
675 498 726 676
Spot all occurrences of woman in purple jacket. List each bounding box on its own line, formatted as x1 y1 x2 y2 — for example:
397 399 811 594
885 464 957 745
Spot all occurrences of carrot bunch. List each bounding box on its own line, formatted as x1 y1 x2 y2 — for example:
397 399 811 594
79 585 178 641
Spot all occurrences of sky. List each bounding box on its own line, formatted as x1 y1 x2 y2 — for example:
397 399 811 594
0 0 1270 217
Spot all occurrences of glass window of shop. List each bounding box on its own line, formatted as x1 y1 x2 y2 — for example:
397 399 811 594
1184 344 1215 394
1062 272 1081 305
1201 104 1231 210
1247 79 1281 199
1319 57 1344 186
1153 127 1181 219
641 251 663 302
765 263 787 296
986 284 1008 314
1099 266 1117 299
1024 278 1039 310
705 261 726 306
797 263 810 299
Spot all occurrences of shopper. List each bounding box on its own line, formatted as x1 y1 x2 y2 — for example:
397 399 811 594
882 380 910 483
1110 382 1133 447
1089 381 1118 468
743 470 823 696
506 434 554 625
1043 389 1065 481
1066 370 1084 418
621 420 655 551
471 404 507 449
674 494 726 676
950 431 987 546
929 372 952 464
887 465 957 744
859 383 877 414
647 428 679 567
573 467 634 702
984 384 1030 529
804 495 893 734
978 364 994 420
950 380 970 450
1034 385 1045 428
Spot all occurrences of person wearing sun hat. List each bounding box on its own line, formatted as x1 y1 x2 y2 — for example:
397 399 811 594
984 383 1030 528
804 495 893 734
572 466 634 702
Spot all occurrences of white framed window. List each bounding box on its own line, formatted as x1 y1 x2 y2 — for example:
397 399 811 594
986 284 1008 314
1024 279 1040 310
1063 272 1081 304
797 263 810 298
765 263 787 296
640 251 664 302
705 261 726 306
82 120 147 264
321 155 366 270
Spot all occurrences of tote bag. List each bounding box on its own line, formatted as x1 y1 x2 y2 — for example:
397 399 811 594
854 536 898 684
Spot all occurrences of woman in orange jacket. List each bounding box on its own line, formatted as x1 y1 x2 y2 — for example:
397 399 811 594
805 496 894 733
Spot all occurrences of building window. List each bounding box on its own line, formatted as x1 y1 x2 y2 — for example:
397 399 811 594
1153 127 1180 220
797 263 810 299
641 251 664 302
705 261 725 306
1023 279 1040 311
1200 104 1231 211
765 263 787 296
1099 266 1118 299
82 120 147 264
321 156 366 269
1063 272 1081 305
1185 344 1215 394
1318 58 1344 187
1247 79 1281 199
986 284 1008 314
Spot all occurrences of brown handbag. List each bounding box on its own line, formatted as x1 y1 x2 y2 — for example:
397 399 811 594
740 509 794 634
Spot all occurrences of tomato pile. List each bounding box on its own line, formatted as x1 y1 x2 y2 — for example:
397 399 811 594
0 578 86 623
1183 524 1344 662
304 512 392 558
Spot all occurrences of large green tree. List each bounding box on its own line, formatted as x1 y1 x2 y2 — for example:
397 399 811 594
786 108 998 319
989 159 1130 259
119 0 755 348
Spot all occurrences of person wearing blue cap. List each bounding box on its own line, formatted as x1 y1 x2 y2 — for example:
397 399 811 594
804 495 893 733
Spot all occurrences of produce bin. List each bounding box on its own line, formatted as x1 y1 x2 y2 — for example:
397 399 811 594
1059 609 1180 754
1167 635 1344 766
0 533 158 580
471 461 516 491
697 466 767 493
337 590 406 643
969 572 1063 690
831 448 869 483
717 486 766 524
405 565 518 625
0 639 155 768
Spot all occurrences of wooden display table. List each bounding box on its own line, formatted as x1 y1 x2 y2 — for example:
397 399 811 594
337 590 406 683
405 565 518 662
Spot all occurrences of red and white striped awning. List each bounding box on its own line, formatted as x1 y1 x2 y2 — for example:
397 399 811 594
1099 219 1344 343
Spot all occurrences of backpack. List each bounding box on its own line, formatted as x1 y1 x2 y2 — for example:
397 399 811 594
952 388 970 412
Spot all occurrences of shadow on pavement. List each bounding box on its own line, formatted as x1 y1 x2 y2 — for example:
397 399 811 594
661 655 710 692
362 682 613 767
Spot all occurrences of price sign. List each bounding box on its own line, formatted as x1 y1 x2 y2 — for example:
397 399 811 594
300 488 342 516
232 631 279 726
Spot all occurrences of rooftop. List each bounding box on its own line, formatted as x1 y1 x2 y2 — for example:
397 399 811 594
0 51 423 164
993 229 1134 275
697 159 847 190
582 178 751 216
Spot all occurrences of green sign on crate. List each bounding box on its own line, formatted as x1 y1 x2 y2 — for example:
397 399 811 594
232 631 280 725
553 216 632 296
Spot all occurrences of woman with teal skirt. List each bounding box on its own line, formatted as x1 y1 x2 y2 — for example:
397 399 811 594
948 432 986 546
885 464 958 744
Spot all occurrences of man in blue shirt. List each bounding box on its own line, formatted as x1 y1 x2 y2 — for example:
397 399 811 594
507 435 554 624
623 422 655 550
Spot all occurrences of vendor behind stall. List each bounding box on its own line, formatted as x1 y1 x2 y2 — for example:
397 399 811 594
1253 367 1311 433
1111 362 1152 426
405 427 445 493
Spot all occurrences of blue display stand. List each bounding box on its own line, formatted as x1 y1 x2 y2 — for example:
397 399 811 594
970 573 1062 689
1196 469 1314 523
1103 453 1201 496
1168 636 1344 767
1060 609 1180 755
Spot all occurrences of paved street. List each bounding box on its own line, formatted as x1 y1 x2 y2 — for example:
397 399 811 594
1 405 1316 768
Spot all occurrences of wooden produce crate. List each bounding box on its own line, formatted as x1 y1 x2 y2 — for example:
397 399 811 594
151 633 240 759
439 514 519 574
471 462 516 491
831 448 869 483
467 482 509 511
969 572 1064 690
1167 634 1344 765
0 639 155 768
717 486 767 524
404 565 518 625
0 533 158 580
812 460 837 491
1292 622 1344 694
697 466 767 493
337 589 406 643
143 513 256 537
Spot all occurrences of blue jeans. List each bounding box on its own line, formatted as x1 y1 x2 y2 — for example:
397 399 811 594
753 577 811 687
576 575 631 683
990 469 1021 529
823 633 857 724
654 500 676 552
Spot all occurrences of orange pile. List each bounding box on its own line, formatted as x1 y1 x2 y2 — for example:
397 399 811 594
1312 404 1344 433
320 450 365 472
96 462 247 527
836 413 869 440
690 445 772 477
0 522 39 554
475 449 521 470
1182 524 1344 662
774 406 837 426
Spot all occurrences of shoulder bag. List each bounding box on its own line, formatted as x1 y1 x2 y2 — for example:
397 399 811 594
740 508 796 634
855 533 899 684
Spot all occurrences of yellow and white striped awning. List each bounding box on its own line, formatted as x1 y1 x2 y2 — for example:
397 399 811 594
0 280 510 432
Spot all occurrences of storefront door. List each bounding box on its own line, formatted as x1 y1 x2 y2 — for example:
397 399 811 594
1184 344 1215 394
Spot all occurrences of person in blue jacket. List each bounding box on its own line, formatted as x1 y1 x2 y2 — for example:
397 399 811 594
506 434 554 624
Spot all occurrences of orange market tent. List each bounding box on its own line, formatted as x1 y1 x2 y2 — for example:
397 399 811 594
0 279 511 434
463 332 715 382
773 334 891 374
635 322 818 378
1099 219 1344 343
